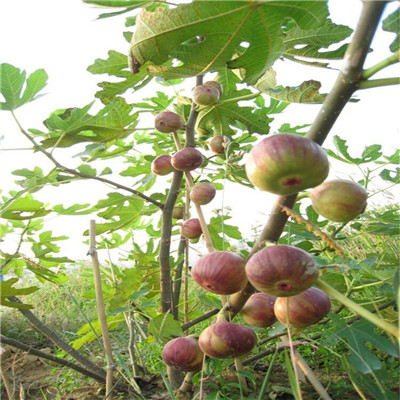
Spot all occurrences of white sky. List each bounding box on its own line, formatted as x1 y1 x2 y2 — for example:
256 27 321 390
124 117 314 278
0 0 399 260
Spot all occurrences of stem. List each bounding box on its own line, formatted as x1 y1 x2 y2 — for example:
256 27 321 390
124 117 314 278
362 50 400 79
88 220 115 399
6 296 106 378
358 77 400 89
0 334 108 385
316 279 399 338
10 111 164 209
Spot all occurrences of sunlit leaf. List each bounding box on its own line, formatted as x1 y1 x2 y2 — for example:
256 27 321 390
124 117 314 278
382 6 400 52
0 278 39 309
0 63 48 110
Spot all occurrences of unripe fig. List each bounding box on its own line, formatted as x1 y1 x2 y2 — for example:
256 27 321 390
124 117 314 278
310 179 368 222
245 133 329 195
190 182 216 205
162 336 203 372
172 205 184 220
171 147 204 172
151 154 174 176
198 321 257 359
181 218 202 239
191 251 247 295
241 293 277 328
154 111 184 133
245 245 319 297
274 287 331 329
209 135 230 155
203 80 223 96
192 84 220 106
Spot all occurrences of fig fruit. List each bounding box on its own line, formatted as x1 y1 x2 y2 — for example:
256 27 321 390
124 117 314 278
162 336 203 372
245 133 329 195
192 84 220 106
245 245 319 297
241 292 277 328
310 179 368 222
191 251 247 295
151 155 174 176
172 205 184 220
171 147 204 172
154 111 184 133
181 218 202 239
209 135 230 155
198 321 257 359
274 287 331 329
203 80 223 96
190 182 216 205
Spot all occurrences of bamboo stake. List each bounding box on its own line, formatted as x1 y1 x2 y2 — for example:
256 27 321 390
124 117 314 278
88 220 115 400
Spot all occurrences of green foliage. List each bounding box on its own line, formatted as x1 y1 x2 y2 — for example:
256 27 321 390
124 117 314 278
0 63 48 110
382 6 400 52
0 278 38 309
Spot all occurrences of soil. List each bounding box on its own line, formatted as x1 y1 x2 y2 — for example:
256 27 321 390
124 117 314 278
0 343 360 400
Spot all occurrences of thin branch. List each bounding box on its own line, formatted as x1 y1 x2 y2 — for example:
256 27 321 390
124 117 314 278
362 50 400 79
358 77 400 89
10 111 164 209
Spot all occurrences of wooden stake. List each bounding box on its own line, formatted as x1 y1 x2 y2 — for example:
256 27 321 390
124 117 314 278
88 220 115 400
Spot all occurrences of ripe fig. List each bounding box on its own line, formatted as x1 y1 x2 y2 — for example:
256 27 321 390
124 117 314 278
241 293 277 328
274 287 331 329
171 147 204 172
181 218 202 239
198 321 257 359
151 155 174 176
192 84 220 106
191 251 247 295
245 245 319 297
203 80 223 96
190 182 216 205
162 336 203 372
310 179 368 222
172 205 184 220
154 111 184 133
209 135 230 155
245 133 329 195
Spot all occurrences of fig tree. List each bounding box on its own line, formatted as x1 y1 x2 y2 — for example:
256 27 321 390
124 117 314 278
151 154 174 176
171 147 204 172
241 292 277 328
310 179 368 222
245 133 329 195
245 245 319 297
190 182 216 205
274 287 331 329
198 321 257 359
192 84 220 106
209 135 230 155
191 251 247 295
162 336 203 372
181 218 202 239
154 111 184 133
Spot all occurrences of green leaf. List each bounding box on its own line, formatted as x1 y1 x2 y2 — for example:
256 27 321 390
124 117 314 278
0 63 48 110
0 195 51 220
325 315 397 375
284 19 352 63
325 136 383 164
40 99 139 148
255 69 326 104
129 1 328 84
148 313 183 341
208 215 242 251
0 278 39 309
88 50 153 100
380 167 400 184
83 0 155 20
382 6 400 52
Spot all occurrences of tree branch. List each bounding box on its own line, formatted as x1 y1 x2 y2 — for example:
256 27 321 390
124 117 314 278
10 111 164 209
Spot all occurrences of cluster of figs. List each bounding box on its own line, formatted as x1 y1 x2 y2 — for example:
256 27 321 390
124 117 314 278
151 81 368 373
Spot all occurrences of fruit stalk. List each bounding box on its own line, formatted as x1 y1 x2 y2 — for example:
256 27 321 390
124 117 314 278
316 279 399 338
